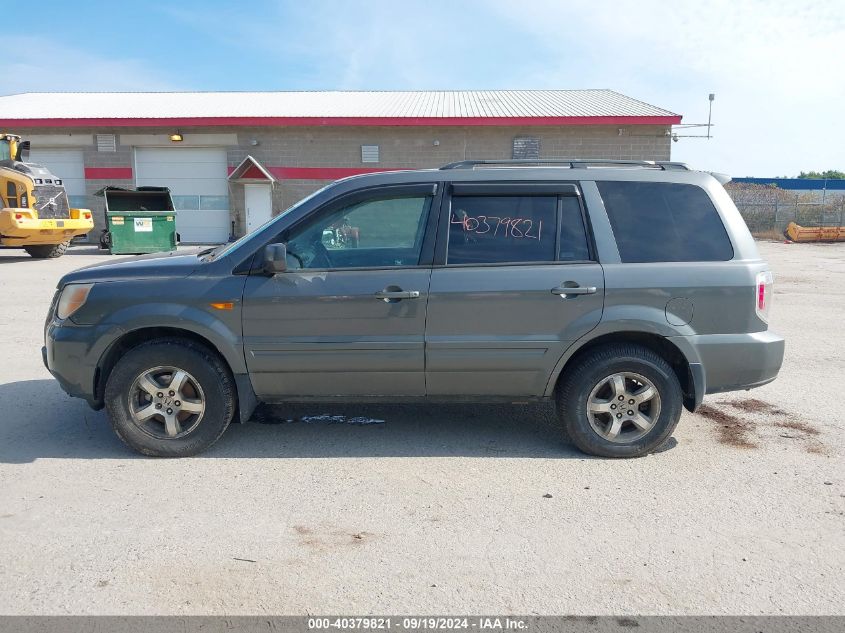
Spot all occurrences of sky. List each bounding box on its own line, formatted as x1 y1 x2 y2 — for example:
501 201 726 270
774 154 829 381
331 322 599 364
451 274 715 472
3 0 843 176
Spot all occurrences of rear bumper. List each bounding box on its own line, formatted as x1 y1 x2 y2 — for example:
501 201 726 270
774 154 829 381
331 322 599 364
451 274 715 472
0 210 93 245
680 330 785 395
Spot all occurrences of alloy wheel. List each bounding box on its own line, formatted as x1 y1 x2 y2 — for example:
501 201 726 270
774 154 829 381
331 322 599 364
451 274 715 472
586 371 661 443
128 366 206 439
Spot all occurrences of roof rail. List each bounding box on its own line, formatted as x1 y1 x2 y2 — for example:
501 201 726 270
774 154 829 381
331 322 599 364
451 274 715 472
439 159 692 171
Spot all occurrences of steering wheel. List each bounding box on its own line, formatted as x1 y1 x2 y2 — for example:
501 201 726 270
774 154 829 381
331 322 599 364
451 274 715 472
310 239 332 268
285 250 304 270
287 238 331 269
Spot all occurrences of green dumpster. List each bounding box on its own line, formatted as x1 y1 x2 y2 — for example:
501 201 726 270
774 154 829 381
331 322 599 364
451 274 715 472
96 187 177 255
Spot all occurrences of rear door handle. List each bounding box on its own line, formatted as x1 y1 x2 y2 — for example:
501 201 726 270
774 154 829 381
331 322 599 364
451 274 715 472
374 289 421 301
551 284 597 297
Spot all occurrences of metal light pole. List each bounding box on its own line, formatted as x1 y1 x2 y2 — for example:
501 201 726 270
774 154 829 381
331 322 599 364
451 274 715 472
707 93 715 140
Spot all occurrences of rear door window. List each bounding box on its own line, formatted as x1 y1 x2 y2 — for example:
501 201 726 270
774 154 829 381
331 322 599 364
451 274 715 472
446 194 590 264
597 181 733 263
558 196 591 262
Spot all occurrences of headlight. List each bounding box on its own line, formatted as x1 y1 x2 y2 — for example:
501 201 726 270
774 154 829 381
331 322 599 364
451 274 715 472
56 283 94 320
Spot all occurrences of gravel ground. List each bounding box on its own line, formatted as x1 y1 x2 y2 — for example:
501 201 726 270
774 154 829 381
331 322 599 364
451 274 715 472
0 242 842 615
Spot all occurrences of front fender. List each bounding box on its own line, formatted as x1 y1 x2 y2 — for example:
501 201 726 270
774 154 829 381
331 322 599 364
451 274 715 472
72 274 248 377
94 302 247 375
87 304 256 423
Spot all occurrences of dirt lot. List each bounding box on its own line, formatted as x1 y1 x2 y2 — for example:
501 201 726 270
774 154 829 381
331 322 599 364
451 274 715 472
0 242 842 615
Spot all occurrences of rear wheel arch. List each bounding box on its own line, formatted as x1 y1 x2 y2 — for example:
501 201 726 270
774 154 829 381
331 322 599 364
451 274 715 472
551 331 697 411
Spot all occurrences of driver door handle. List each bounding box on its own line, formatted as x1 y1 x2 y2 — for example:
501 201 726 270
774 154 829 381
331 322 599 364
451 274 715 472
374 289 421 301
551 284 597 296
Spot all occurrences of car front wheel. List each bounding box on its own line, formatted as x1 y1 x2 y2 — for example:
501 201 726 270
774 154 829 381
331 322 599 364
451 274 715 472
104 339 235 457
557 343 682 458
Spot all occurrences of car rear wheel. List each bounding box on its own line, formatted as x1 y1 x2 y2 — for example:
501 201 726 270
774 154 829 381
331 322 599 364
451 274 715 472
556 343 682 458
24 240 69 258
104 339 235 457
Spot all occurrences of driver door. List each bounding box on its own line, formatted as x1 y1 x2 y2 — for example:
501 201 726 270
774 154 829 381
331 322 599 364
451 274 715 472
241 183 438 398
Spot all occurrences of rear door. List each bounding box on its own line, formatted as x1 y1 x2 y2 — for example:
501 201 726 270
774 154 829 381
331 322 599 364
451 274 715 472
241 183 440 398
425 182 604 397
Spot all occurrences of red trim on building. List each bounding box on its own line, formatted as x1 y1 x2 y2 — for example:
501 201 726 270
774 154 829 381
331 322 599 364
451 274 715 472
0 115 681 128
239 164 271 179
84 167 133 179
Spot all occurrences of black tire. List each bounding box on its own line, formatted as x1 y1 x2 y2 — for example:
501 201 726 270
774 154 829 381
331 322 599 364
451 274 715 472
556 343 682 458
99 230 111 250
24 240 70 258
104 338 235 457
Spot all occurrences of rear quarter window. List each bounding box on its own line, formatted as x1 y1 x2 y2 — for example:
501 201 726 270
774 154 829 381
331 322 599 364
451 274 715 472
597 181 734 263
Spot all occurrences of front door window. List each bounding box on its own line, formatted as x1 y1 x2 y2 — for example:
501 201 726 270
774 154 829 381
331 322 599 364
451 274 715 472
285 195 432 269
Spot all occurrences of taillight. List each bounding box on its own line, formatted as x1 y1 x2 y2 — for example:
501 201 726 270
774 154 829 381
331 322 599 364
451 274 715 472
83 212 91 219
755 271 773 324
15 213 23 219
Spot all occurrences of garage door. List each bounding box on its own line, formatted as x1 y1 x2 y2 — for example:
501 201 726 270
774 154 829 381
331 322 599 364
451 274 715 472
27 148 87 208
134 147 229 244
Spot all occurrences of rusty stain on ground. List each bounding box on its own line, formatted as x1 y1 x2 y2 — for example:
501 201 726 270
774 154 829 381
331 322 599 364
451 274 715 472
703 399 825 454
697 404 758 449
720 398 787 416
775 419 821 436
805 443 826 455
293 525 377 551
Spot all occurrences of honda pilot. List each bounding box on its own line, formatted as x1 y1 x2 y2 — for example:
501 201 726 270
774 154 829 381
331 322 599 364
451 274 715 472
43 160 785 457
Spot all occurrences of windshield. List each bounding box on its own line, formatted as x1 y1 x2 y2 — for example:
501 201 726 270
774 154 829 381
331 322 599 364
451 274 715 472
0 140 10 161
206 182 335 261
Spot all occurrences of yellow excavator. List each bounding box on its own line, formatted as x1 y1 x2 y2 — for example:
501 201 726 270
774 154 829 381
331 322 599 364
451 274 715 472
0 132 93 257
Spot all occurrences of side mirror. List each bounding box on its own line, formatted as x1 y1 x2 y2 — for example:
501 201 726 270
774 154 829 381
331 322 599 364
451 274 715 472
263 243 288 275
15 140 30 162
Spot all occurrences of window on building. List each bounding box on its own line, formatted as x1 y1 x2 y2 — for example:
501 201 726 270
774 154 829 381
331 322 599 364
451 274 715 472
285 194 432 269
597 181 734 263
68 195 88 209
200 195 229 210
361 145 380 163
172 195 200 210
512 137 540 160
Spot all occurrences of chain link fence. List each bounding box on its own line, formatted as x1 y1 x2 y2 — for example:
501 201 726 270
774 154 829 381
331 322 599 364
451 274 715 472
725 183 845 239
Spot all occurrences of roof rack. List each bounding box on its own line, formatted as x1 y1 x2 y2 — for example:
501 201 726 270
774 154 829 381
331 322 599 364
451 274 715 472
439 159 692 171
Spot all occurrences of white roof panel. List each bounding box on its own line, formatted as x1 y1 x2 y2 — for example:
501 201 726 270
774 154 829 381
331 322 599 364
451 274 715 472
0 89 680 122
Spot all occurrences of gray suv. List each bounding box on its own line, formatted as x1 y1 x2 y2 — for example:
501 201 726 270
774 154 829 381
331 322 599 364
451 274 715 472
43 160 784 458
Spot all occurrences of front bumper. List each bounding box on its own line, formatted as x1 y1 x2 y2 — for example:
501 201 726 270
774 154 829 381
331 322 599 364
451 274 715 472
681 330 785 395
44 319 108 409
